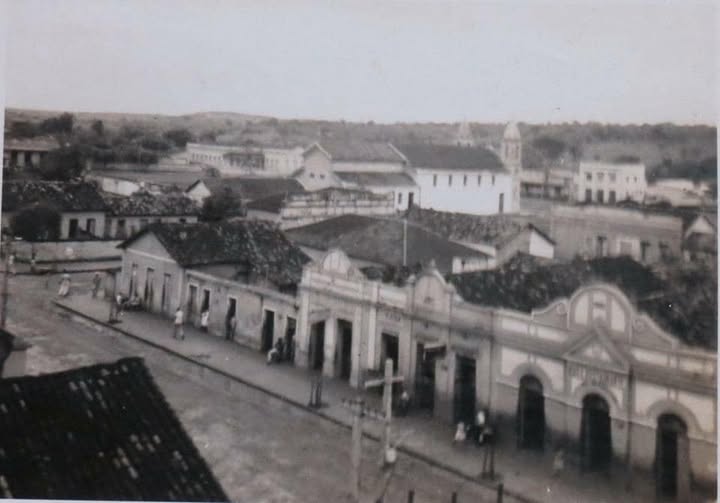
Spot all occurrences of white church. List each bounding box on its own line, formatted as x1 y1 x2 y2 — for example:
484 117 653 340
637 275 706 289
407 122 523 215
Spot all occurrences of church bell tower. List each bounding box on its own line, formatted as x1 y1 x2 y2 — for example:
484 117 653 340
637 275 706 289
501 122 522 212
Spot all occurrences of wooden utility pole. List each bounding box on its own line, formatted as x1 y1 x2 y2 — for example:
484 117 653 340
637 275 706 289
365 358 404 466
0 243 10 329
351 397 364 502
342 396 384 502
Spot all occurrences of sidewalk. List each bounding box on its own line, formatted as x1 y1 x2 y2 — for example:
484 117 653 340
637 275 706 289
56 293 670 503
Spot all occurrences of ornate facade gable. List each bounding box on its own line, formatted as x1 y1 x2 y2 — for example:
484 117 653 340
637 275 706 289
411 262 457 315
315 248 362 279
564 326 631 374
531 283 680 350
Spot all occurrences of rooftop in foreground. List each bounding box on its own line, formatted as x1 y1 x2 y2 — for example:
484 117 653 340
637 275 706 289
0 357 228 501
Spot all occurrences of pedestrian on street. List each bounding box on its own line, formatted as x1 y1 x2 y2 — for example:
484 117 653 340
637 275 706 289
226 315 237 341
91 272 102 298
475 410 487 446
174 306 185 340
58 273 71 297
454 422 467 443
200 310 209 333
8 253 16 276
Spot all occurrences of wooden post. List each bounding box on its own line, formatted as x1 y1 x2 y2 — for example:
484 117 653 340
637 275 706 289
364 358 404 467
497 483 503 503
407 489 414 503
351 397 364 502
0 245 9 329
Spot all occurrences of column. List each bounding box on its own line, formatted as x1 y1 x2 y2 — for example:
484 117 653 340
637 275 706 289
322 317 336 378
294 291 310 369
350 307 363 388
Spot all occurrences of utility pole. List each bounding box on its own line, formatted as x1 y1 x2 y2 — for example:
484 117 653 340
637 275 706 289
365 358 404 466
342 396 384 502
0 242 10 329
402 219 407 267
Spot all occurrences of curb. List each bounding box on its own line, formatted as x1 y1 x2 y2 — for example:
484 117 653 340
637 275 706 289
54 300 536 503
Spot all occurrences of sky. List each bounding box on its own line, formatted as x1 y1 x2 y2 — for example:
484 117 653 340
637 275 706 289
2 0 718 125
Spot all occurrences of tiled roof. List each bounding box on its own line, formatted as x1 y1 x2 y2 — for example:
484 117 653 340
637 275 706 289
335 171 418 188
398 143 506 172
286 214 489 274
405 206 538 246
3 137 60 152
0 357 228 501
101 191 200 217
448 254 716 349
193 177 305 201
2 181 107 212
120 221 311 287
311 141 406 163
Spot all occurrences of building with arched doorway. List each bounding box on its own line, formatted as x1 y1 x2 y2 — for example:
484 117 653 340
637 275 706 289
295 249 716 499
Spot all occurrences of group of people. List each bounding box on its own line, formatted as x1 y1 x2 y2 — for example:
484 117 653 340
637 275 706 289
266 336 295 364
454 410 492 447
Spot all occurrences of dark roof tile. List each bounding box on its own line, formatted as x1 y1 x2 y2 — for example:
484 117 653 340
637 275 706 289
102 191 200 217
0 357 228 501
2 181 107 212
398 143 506 172
121 221 311 287
286 214 488 274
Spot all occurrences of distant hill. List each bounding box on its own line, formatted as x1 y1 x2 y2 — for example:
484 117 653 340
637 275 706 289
5 108 716 180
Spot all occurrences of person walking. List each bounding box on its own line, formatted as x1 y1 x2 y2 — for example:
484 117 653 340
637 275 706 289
173 306 185 340
226 315 237 341
8 253 16 276
200 310 209 333
91 272 102 298
58 273 71 297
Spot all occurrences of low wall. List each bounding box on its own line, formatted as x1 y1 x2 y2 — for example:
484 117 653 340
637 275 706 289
12 240 122 262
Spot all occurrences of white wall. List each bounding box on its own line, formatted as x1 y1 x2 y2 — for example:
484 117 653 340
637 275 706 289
576 162 647 203
529 231 555 259
332 161 405 173
413 169 514 215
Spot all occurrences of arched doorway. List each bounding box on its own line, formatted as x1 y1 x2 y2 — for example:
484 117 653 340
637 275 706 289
655 414 690 500
516 375 545 450
580 394 612 472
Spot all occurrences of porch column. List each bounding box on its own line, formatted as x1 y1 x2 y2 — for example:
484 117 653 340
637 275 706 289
294 292 310 369
322 317 337 378
350 307 362 388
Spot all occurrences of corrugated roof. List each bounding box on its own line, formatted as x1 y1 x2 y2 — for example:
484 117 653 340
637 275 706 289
398 144 506 172
286 214 489 274
0 357 228 501
120 221 311 287
312 141 406 163
101 191 200 217
2 181 107 212
335 171 418 188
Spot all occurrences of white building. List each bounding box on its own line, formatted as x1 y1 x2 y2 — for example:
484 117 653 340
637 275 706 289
576 162 647 204
185 142 304 177
402 142 516 215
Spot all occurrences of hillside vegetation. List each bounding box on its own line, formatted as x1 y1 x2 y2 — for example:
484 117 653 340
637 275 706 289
5 109 716 182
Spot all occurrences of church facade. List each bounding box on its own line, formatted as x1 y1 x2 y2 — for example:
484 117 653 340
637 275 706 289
293 249 716 498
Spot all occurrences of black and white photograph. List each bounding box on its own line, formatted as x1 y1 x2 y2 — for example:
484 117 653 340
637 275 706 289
0 1 717 502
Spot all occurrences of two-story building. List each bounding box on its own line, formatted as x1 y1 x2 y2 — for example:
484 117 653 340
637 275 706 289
185 142 304 177
576 162 647 204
